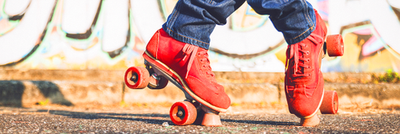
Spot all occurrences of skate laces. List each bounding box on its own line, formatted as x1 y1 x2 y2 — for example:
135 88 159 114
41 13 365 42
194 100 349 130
198 50 215 78
287 33 323 77
182 44 215 79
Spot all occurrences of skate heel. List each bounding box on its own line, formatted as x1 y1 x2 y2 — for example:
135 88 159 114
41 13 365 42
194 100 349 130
200 106 222 127
201 112 222 126
300 114 320 127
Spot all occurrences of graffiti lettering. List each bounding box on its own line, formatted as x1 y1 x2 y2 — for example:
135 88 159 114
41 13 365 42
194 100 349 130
0 0 399 72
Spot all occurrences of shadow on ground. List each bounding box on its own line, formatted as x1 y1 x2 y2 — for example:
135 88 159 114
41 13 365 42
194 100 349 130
24 108 297 126
0 80 72 107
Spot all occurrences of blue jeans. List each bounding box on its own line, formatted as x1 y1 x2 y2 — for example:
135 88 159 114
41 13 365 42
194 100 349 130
162 0 316 50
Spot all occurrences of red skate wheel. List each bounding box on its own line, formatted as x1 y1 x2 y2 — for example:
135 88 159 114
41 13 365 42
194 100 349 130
124 67 150 89
148 75 169 89
320 90 339 114
326 34 344 56
169 101 197 126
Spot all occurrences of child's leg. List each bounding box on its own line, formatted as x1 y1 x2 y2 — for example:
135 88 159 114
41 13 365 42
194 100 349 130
144 0 246 126
162 0 245 49
247 0 316 45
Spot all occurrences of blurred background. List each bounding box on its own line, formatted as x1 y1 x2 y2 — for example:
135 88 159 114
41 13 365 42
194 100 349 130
1 0 400 109
1 0 399 73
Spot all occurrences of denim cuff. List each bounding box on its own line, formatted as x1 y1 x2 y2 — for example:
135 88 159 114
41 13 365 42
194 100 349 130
280 3 316 45
162 26 211 50
284 26 315 45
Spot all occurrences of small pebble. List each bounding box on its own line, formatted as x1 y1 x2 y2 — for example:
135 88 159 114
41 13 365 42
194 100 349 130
162 122 169 127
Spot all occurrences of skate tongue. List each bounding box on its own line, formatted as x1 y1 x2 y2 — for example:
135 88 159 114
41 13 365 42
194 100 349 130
182 44 199 79
308 33 323 45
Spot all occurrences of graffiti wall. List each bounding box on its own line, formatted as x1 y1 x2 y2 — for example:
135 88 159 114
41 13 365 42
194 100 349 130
0 0 399 72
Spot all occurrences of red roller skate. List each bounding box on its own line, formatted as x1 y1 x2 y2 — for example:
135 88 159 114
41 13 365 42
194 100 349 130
124 29 231 126
284 10 343 127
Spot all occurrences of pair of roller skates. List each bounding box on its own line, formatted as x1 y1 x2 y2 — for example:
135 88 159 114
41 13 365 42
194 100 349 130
124 11 343 127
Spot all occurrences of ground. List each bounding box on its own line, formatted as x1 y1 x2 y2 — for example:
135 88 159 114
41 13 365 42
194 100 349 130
1 103 399 133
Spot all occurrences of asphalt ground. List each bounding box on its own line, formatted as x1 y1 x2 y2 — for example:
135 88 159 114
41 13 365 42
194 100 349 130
1 104 399 133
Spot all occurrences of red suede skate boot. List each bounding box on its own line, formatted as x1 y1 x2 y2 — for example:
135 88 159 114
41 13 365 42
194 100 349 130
284 10 327 127
143 29 231 112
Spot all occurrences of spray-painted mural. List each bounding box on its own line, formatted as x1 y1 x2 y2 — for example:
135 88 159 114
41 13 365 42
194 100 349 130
0 0 399 72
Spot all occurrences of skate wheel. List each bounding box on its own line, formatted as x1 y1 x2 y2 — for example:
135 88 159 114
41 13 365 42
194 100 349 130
170 101 197 125
124 67 150 89
148 75 169 89
320 90 339 114
326 34 344 56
